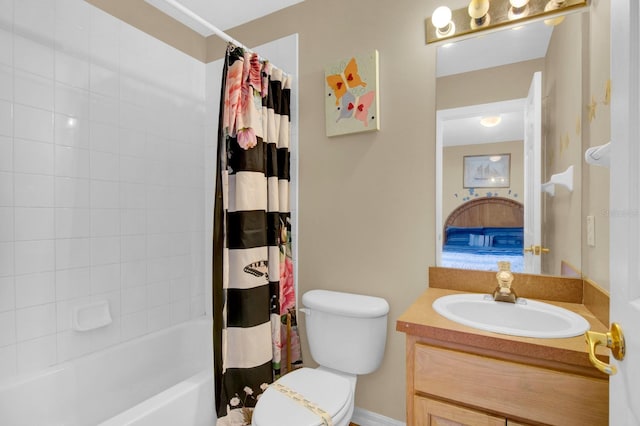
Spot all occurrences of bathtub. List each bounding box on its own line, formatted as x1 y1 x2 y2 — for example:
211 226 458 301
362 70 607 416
0 318 216 426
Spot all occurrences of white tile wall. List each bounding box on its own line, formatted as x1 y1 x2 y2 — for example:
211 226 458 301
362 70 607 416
0 27 13 69
0 276 15 311
0 0 207 381
0 101 12 137
0 136 13 171
15 272 55 308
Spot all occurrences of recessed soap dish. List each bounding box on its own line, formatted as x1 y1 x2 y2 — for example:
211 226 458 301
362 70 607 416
72 300 112 332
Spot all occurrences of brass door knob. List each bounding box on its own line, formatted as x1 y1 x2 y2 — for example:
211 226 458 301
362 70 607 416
523 245 551 255
585 323 625 375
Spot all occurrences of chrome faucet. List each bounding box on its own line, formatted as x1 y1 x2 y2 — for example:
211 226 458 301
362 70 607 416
493 261 517 303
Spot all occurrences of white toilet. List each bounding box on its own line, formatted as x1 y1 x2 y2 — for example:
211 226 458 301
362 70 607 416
251 289 390 426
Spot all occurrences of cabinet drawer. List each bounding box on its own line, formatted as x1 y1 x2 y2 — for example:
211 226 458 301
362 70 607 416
415 396 505 426
414 344 608 426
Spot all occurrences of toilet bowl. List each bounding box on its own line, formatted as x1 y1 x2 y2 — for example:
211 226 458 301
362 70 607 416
252 367 355 426
251 290 389 426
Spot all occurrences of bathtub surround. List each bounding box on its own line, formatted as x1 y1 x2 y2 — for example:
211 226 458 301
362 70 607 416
213 45 301 424
0 319 215 425
0 0 302 422
0 0 206 381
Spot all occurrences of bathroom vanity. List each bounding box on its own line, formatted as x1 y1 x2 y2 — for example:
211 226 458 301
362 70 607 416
397 267 610 426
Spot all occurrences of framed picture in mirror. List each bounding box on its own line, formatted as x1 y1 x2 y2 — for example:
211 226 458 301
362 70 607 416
463 154 510 188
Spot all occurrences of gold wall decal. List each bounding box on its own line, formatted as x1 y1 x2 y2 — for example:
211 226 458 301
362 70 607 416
603 79 611 106
588 96 598 123
575 117 581 135
560 133 570 155
587 79 611 124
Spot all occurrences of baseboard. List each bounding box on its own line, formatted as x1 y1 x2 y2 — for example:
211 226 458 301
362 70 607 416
351 407 406 426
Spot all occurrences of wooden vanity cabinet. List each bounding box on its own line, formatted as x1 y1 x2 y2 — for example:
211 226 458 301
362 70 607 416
405 336 608 426
415 397 506 426
415 396 537 425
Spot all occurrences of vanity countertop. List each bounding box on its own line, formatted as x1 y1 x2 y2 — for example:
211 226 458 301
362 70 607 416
396 287 609 376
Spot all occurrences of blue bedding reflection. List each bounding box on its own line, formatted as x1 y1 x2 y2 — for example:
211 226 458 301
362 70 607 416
442 226 524 272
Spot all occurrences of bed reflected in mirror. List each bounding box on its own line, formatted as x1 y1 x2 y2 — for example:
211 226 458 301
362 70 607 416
442 198 525 272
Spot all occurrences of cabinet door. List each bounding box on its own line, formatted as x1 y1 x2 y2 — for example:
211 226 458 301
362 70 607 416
415 396 505 426
507 422 533 426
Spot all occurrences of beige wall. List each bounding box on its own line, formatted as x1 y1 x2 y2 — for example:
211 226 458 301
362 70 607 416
583 0 611 290
443 141 524 224
541 3 611 286
542 13 584 276
437 59 544 109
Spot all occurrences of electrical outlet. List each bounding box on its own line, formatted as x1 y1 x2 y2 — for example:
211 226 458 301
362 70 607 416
587 215 595 247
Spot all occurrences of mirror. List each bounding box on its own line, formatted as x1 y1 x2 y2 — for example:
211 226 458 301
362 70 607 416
435 10 607 278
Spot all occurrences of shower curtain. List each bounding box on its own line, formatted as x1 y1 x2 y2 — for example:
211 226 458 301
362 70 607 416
213 44 302 425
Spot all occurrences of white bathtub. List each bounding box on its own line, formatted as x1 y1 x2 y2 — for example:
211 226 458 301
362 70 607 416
0 319 216 426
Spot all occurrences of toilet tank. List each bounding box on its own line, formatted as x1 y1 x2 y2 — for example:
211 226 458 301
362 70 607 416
302 290 389 375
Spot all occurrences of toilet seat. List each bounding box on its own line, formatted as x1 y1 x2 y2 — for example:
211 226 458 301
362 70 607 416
252 368 353 426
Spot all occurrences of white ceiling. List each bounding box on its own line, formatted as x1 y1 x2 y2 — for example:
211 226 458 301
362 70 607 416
442 103 526 147
144 0 304 35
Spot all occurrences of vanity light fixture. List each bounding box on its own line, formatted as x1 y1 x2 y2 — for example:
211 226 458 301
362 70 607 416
545 0 567 9
508 0 531 19
425 0 589 44
431 6 455 38
544 0 567 25
468 0 491 28
480 115 502 127
489 155 503 162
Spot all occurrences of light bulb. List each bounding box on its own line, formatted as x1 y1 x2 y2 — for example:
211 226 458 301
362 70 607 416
431 6 452 30
431 6 455 38
508 0 530 19
468 0 490 28
544 0 566 25
468 0 490 20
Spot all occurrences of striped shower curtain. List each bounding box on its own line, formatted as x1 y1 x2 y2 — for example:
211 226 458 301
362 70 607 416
213 44 302 425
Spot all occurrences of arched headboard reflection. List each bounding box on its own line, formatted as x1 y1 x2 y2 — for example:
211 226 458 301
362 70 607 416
444 197 524 235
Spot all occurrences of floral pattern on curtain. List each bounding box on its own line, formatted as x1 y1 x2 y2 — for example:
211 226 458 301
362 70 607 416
213 44 302 426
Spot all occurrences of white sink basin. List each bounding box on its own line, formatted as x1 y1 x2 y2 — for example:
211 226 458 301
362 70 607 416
432 293 590 338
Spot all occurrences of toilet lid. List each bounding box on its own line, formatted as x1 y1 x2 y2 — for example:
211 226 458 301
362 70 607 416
252 368 352 426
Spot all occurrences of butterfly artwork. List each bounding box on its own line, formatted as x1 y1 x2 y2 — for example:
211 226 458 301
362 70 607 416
325 57 367 106
325 50 380 137
336 90 376 127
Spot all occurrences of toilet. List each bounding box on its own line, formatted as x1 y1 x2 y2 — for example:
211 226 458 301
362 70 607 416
251 289 390 426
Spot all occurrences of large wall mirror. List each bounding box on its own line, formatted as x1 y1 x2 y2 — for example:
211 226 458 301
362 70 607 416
435 5 611 284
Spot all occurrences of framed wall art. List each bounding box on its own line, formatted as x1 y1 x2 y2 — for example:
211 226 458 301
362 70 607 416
324 50 380 137
463 154 511 188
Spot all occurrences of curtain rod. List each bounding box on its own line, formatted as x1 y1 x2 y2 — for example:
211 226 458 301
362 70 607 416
160 0 251 52
154 0 289 73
